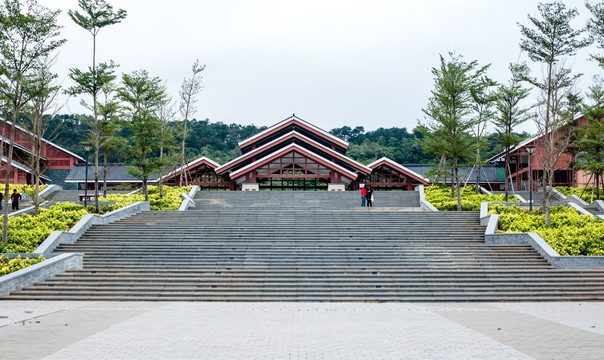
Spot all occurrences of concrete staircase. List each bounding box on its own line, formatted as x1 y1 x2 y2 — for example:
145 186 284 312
4 191 604 301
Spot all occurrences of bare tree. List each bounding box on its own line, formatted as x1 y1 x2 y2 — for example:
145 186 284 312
178 60 205 187
157 95 176 198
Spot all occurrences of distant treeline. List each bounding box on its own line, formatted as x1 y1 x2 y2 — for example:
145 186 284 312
49 115 527 165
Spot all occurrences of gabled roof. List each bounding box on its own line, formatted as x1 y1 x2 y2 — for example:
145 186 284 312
229 143 359 182
161 156 221 181
488 135 538 163
0 134 47 161
367 157 429 184
64 164 160 183
1 156 51 181
1 118 86 162
217 130 371 176
238 114 349 150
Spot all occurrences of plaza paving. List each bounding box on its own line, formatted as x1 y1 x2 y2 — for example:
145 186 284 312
0 301 603 359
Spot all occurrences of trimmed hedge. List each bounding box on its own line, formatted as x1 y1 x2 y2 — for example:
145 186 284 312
0 255 46 276
99 186 191 211
424 185 516 211
490 205 604 256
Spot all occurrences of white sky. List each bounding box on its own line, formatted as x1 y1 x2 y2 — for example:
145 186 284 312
37 0 601 133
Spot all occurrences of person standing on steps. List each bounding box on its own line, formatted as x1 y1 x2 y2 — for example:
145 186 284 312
11 189 21 211
366 185 373 208
360 184 366 207
0 191 3 210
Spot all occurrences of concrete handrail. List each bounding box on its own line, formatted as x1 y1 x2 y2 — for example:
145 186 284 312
415 185 438 212
34 201 150 256
482 202 604 269
39 184 62 199
178 185 200 211
0 253 83 296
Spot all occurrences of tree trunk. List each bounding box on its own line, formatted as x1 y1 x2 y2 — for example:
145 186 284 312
503 147 510 202
3 106 18 243
475 149 481 194
455 162 461 211
103 150 108 198
159 145 164 199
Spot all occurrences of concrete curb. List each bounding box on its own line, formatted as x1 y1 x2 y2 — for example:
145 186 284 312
568 202 595 217
478 186 492 196
0 253 83 296
179 186 200 211
39 184 63 199
34 201 150 256
596 199 604 212
481 202 604 269
567 194 590 207
415 185 438 212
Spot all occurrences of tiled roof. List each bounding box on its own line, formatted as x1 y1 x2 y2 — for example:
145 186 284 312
64 164 160 183
403 164 503 184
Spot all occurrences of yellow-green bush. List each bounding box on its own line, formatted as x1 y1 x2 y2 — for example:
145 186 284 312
0 202 88 253
0 184 48 198
99 186 190 211
0 255 46 276
490 205 604 256
555 186 603 204
425 185 516 211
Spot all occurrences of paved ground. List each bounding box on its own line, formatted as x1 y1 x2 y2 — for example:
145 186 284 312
1 301 603 359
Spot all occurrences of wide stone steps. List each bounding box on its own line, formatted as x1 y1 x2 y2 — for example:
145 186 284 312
5 191 604 302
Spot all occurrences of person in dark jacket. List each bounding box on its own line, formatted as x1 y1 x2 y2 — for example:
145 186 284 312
11 189 21 210
366 185 373 207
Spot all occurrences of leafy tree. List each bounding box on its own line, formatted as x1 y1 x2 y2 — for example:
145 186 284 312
118 70 167 201
470 75 497 193
0 0 64 243
586 0 604 68
178 60 205 186
518 1 591 225
96 82 124 197
420 52 489 210
493 63 533 202
576 76 604 199
22 55 62 214
67 0 126 212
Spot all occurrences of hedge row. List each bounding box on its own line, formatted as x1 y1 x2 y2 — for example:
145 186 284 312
555 186 604 205
424 185 516 211
489 205 604 256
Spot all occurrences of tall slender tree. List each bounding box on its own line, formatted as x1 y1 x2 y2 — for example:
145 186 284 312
470 76 497 193
493 63 533 202
518 1 591 225
23 55 62 214
67 0 126 212
178 60 205 186
0 0 64 242
586 0 604 68
420 53 489 210
576 76 604 199
118 70 167 201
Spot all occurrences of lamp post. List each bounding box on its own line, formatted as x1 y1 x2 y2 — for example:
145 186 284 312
83 146 91 208
526 145 535 211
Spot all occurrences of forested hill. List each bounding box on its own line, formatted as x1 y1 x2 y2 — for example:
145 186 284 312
48 115 520 165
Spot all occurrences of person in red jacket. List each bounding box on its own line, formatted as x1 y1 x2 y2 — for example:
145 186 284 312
360 185 366 207
11 189 21 211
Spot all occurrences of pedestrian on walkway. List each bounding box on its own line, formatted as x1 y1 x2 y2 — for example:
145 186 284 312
366 185 373 207
360 185 366 207
0 191 3 210
11 189 21 211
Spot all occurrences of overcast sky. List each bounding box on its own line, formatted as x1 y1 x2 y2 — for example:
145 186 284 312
37 0 600 134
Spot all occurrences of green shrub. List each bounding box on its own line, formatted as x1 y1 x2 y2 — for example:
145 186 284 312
99 186 190 211
425 185 516 211
555 186 603 204
490 205 604 256
0 255 46 276
0 184 48 198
